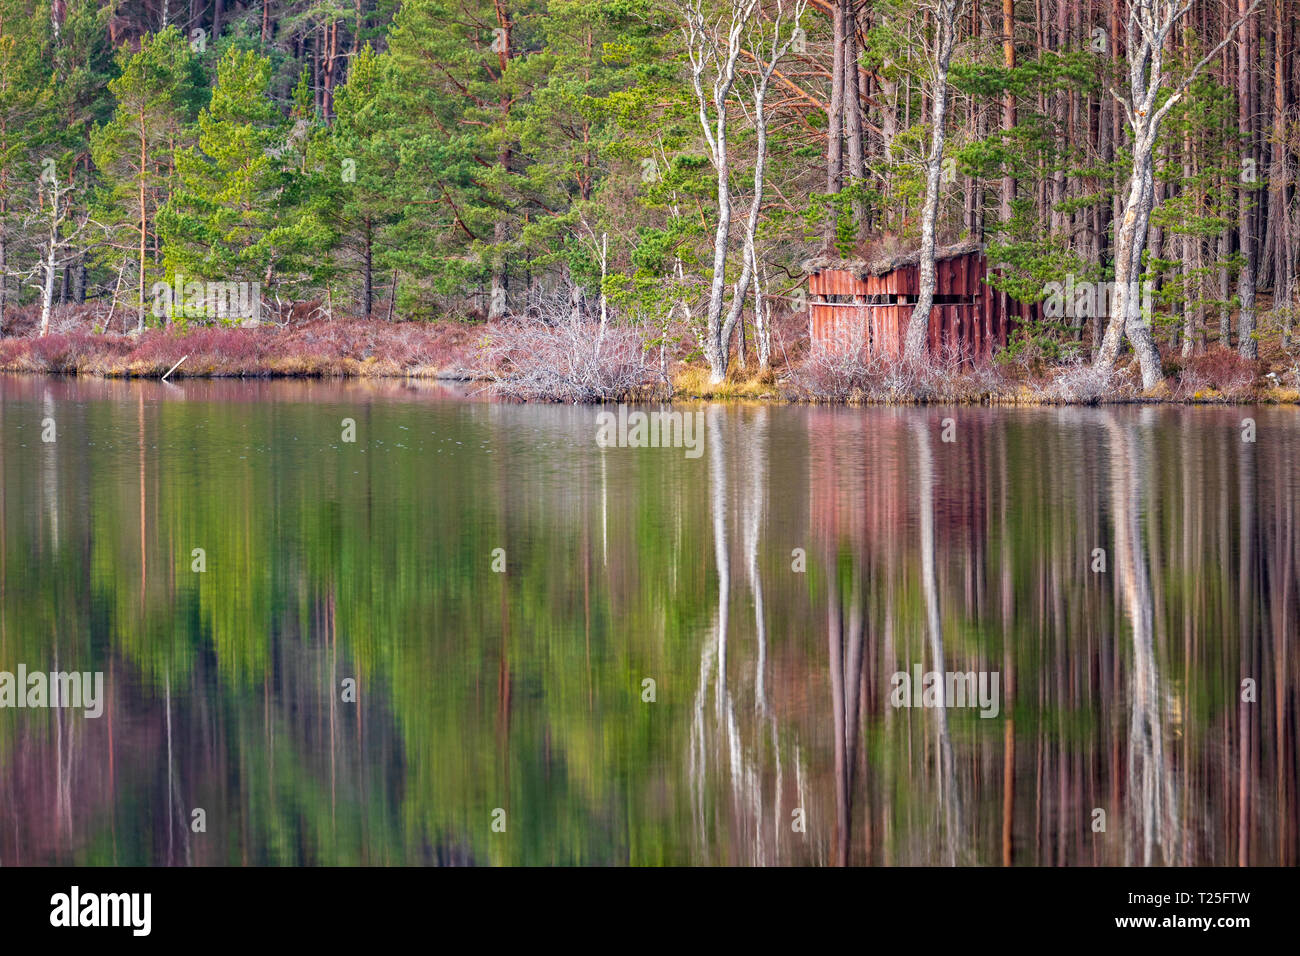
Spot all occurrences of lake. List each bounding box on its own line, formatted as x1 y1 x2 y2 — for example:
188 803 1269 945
0 375 1295 865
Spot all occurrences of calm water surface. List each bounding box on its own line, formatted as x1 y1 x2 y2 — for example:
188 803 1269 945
0 375 1296 865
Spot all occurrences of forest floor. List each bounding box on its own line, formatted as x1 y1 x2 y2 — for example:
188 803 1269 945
2 302 1299 405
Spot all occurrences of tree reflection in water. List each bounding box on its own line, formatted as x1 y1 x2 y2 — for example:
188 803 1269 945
0 379 1293 865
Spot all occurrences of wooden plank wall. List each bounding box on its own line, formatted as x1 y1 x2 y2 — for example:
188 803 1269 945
808 250 1032 362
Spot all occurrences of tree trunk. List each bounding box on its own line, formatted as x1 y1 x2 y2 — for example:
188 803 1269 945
362 216 373 317
686 0 760 383
1219 228 1232 346
138 114 148 332
1181 128 1200 357
1263 0 1290 350
704 116 734 381
1095 0 1255 388
1096 139 1162 388
903 0 961 365
823 0 845 248
489 2 513 321
720 66 776 373
752 247 771 370
1236 0 1258 359
0 222 6 336
40 238 57 336
843 0 865 234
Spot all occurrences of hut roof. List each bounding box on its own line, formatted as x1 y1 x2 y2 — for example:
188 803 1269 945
802 240 983 279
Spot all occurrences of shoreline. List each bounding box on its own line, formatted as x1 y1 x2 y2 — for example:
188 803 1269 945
2 366 1295 406
2 317 1296 406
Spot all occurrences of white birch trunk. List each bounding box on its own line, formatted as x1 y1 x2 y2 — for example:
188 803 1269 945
682 0 800 384
902 0 963 365
39 238 57 336
1093 0 1260 389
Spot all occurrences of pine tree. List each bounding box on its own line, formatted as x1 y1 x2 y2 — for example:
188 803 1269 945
46 0 114 306
91 25 203 331
0 0 52 333
158 45 324 322
375 0 542 318
315 44 398 316
509 0 668 312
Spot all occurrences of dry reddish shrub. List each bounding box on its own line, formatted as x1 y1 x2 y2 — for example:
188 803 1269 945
0 305 486 378
475 313 662 402
1174 348 1259 400
789 328 1002 403
1033 359 1132 404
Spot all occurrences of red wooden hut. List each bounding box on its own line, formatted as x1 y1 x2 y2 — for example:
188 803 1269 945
805 242 1036 361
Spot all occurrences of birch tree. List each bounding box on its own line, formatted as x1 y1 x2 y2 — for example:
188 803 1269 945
682 0 802 384
724 0 806 376
902 0 963 366
681 0 758 384
1093 0 1260 389
26 163 97 336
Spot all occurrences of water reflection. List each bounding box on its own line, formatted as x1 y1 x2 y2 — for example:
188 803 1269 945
0 376 1295 865
1107 414 1177 865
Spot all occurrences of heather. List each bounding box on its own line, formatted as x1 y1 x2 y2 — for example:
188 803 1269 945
0 307 480 379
